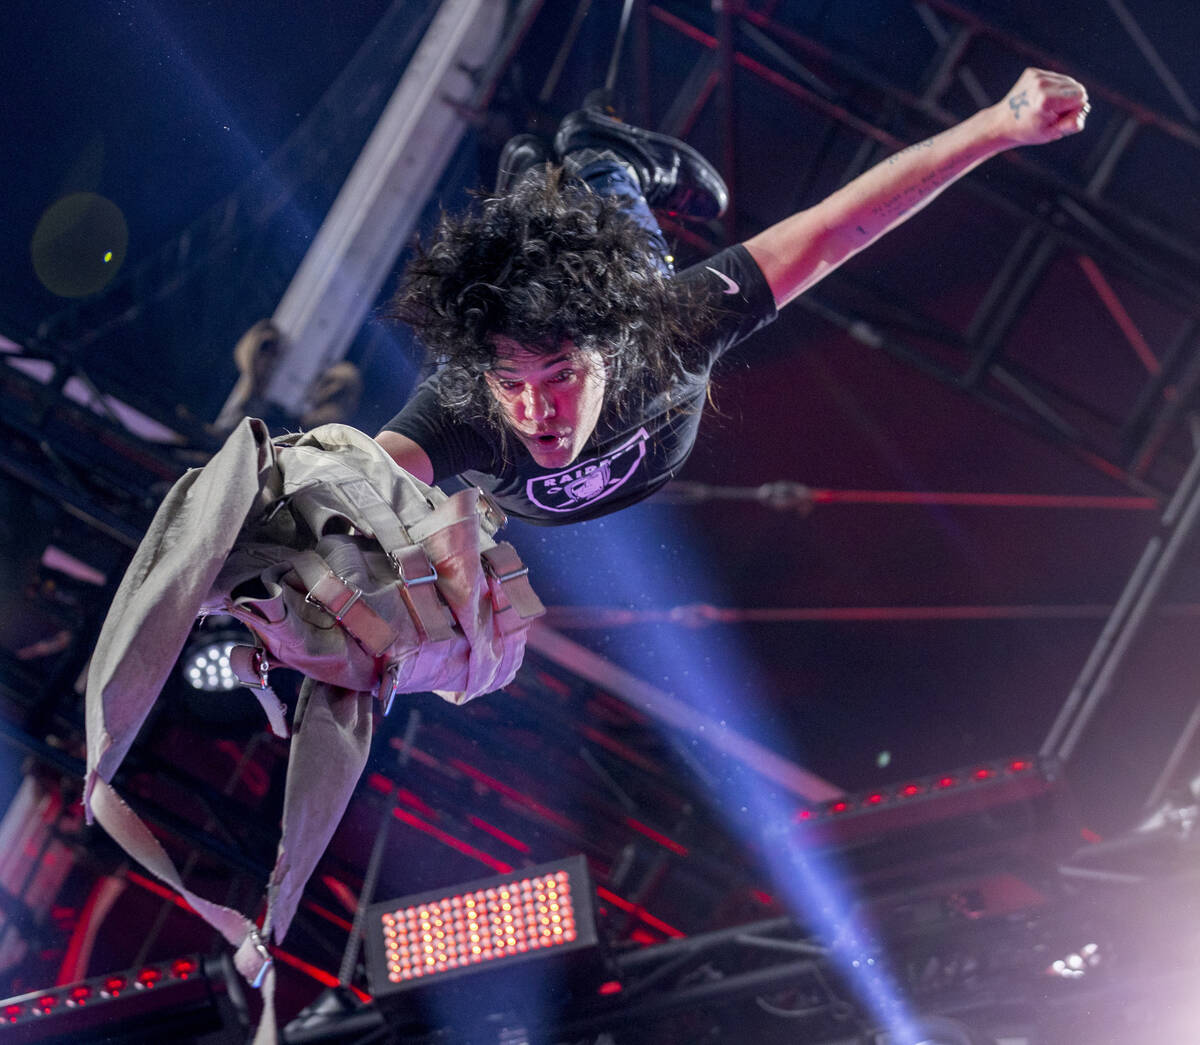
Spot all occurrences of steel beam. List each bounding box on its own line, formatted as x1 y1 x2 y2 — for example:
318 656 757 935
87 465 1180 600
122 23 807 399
259 0 506 415
1042 440 1200 763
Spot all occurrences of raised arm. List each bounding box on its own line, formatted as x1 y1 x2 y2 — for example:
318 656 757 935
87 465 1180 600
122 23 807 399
743 68 1090 309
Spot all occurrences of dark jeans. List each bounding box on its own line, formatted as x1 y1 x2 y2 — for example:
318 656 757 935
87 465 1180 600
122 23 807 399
574 157 674 276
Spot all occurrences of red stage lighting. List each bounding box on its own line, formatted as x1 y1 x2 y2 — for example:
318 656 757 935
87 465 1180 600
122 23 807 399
0 955 227 1043
135 966 162 989
794 755 1055 847
363 855 600 1002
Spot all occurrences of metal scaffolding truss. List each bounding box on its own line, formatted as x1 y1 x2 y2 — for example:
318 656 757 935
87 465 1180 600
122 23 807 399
610 0 1200 494
9 1 1198 494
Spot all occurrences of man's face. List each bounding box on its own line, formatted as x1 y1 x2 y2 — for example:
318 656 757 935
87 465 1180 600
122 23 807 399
484 338 607 469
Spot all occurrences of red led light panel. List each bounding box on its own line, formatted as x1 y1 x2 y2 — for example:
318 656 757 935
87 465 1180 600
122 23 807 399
364 855 597 998
380 870 577 984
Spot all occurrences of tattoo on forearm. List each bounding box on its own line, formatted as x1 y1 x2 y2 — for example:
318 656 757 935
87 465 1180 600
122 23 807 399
1008 90 1030 120
886 138 934 166
865 160 960 231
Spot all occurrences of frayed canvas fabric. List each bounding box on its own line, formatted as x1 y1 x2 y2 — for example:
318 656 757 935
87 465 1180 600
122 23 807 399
83 418 544 1043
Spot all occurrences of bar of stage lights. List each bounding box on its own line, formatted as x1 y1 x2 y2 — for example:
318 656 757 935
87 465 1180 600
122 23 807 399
788 755 1058 849
1 956 208 1041
364 855 597 995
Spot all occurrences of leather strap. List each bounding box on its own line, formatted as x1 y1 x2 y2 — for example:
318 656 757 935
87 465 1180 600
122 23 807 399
482 542 545 620
391 544 456 642
228 646 290 738
283 456 457 644
291 551 397 657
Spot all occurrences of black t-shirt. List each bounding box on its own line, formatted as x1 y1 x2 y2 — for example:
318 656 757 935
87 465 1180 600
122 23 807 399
382 244 777 525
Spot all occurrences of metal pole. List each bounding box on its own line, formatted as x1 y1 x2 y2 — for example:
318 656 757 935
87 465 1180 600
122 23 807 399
715 0 738 236
1042 442 1200 761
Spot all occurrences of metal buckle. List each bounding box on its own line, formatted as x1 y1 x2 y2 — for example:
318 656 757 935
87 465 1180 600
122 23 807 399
390 549 438 587
483 558 530 585
305 576 364 620
255 649 270 690
377 663 402 717
248 928 273 989
332 586 362 622
477 488 508 532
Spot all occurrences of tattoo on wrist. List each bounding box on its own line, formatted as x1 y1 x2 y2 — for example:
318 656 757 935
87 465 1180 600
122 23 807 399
1008 90 1030 121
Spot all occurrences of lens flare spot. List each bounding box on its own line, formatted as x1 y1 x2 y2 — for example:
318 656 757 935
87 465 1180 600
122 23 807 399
31 192 128 297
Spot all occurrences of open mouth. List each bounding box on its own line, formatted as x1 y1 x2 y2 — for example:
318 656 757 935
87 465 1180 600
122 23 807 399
530 431 567 447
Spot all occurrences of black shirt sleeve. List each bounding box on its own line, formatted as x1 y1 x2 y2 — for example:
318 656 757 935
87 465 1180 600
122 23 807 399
676 243 778 369
380 375 497 483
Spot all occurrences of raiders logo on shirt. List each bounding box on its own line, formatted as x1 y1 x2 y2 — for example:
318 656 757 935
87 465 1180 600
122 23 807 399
526 428 650 513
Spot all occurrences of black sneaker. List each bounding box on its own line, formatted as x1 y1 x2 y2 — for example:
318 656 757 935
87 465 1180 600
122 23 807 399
553 108 728 220
494 133 551 194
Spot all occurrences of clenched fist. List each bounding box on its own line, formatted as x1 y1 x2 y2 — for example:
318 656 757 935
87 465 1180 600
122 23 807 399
992 67 1090 146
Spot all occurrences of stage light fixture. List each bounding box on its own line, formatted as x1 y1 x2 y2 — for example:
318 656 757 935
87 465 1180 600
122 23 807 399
363 854 600 1002
0 954 229 1043
182 635 239 692
794 754 1046 825
1046 941 1101 979
175 616 271 728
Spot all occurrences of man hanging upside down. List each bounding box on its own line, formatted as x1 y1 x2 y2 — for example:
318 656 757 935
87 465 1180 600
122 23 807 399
376 68 1089 524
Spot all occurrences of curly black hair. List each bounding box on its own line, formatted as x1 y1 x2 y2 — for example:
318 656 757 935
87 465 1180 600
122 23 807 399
388 165 712 429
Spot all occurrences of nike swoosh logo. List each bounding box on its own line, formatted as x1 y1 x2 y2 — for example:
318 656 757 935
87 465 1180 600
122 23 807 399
705 266 741 295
